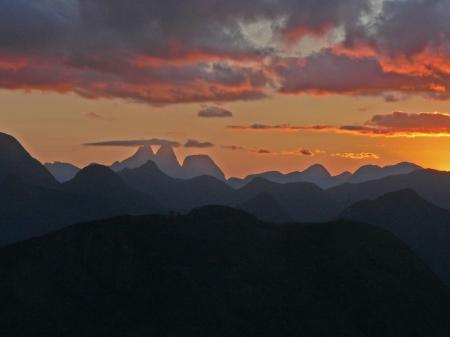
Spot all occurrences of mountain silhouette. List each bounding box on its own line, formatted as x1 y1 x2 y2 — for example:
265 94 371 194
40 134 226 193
0 162 165 246
237 191 291 223
65 164 129 195
228 164 333 188
64 164 164 215
228 162 420 189
0 132 57 187
45 161 80 182
349 162 421 184
121 163 341 222
0 177 85 245
154 144 183 178
235 178 340 222
120 161 234 211
0 208 448 337
111 145 155 172
181 154 225 180
340 189 450 285
329 168 450 210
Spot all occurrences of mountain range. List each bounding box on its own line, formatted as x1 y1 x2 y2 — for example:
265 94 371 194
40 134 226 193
0 206 448 337
228 162 422 188
46 143 422 187
0 131 449 334
1 131 450 288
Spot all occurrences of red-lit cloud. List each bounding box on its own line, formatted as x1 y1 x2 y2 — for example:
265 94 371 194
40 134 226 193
1 0 450 104
86 112 102 119
228 111 450 138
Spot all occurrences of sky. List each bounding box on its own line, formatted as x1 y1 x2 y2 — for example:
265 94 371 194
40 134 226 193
2 0 450 177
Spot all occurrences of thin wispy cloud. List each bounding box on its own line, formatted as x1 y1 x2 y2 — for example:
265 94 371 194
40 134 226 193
229 111 450 138
184 139 215 148
222 144 319 157
198 106 233 118
84 139 181 147
334 152 380 160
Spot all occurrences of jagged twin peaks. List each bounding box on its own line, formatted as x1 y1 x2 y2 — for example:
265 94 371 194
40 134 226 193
112 144 226 181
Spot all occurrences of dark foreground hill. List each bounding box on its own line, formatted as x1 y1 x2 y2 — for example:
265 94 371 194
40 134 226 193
0 207 449 337
340 189 450 285
0 165 164 246
0 132 57 188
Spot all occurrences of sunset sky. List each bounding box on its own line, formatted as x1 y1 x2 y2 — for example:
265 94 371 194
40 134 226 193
2 0 450 177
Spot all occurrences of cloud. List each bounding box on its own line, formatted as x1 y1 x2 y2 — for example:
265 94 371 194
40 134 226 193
1 0 450 103
184 139 214 148
86 112 102 119
228 111 450 137
198 106 233 118
221 145 246 151
334 152 379 160
84 138 181 147
275 51 450 99
299 149 313 156
222 144 317 157
228 123 334 132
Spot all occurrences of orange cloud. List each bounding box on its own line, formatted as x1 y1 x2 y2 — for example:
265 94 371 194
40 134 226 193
228 111 450 138
228 124 335 132
334 152 380 160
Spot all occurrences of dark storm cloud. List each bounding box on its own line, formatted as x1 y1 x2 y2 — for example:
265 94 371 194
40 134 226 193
344 0 450 57
0 0 369 55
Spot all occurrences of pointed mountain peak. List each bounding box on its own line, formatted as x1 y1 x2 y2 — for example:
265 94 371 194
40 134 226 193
154 144 182 178
134 145 155 159
156 144 177 157
111 146 155 172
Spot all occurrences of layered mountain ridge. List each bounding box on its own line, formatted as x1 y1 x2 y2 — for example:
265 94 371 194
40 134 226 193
1 131 450 290
0 207 449 337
